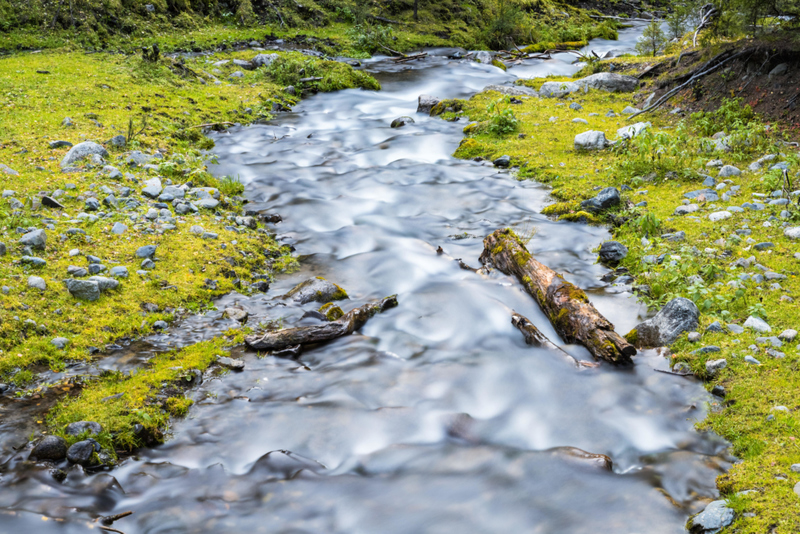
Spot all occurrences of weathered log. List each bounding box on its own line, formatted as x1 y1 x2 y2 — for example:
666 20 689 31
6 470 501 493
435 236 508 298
245 296 398 351
481 229 635 364
511 312 599 368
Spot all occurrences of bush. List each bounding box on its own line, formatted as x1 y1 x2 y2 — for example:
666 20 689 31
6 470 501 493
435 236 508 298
635 20 666 57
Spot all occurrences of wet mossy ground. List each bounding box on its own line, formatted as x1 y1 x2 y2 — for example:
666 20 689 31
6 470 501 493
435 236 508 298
449 59 800 533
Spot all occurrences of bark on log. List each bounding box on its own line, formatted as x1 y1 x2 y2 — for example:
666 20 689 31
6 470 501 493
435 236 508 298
481 229 635 364
245 296 398 351
511 312 598 368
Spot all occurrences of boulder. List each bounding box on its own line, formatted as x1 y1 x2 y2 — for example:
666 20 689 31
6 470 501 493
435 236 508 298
252 53 279 67
67 439 99 466
718 165 741 177
574 72 639 93
539 81 579 98
482 84 537 96
599 241 628 263
628 297 700 347
688 500 734 533
28 276 46 291
580 187 620 212
29 435 68 461
743 315 771 333
617 122 651 140
60 142 108 168
19 229 47 250
473 50 493 64
65 421 102 436
233 58 256 70
283 277 348 305
64 279 101 301
574 130 608 151
417 95 441 114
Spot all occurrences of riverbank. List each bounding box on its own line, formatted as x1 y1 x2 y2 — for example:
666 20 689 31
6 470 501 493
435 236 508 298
446 51 800 533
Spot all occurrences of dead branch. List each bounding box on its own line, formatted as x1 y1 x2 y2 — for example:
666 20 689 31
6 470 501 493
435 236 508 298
511 312 599 368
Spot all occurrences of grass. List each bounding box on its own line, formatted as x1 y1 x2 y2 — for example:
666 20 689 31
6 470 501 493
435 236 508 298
445 64 800 533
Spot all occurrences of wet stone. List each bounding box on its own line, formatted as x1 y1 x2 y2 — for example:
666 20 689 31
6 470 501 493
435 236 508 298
599 241 627 263
218 356 245 371
630 297 699 347
30 436 68 462
284 277 348 305
65 421 102 436
689 500 735 532
67 440 99 466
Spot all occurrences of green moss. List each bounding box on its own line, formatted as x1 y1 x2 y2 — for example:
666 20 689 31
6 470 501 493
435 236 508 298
624 329 638 345
430 99 465 117
319 302 344 321
541 201 579 216
491 59 507 71
559 211 600 224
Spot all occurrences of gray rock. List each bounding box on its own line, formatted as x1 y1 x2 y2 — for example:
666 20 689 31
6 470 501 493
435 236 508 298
110 266 128 278
569 102 582 111
49 140 73 149
218 356 245 371
572 118 588 125
493 155 511 168
769 63 789 77
252 53 279 67
136 245 157 259
599 241 627 263
21 256 47 267
19 229 46 250
141 259 155 270
197 198 219 209
224 307 249 323
417 95 441 114
28 276 46 290
718 165 741 177
754 242 774 250
65 421 102 436
64 279 101 301
111 222 127 235
88 276 119 292
30 435 68 461
60 141 108 168
622 106 640 114
229 71 245 79
784 227 800 239
67 440 98 466
67 266 88 277
153 320 168 330
706 321 724 333
232 58 256 70
688 332 701 342
473 50 493 64
617 122 650 140
201 232 218 240
108 135 126 148
675 204 699 215
745 355 761 365
84 198 100 211
51 337 69 349
41 196 65 209
728 324 744 334
580 187 620 212
574 130 608 150
706 358 728 376
283 277 348 305
539 81 579 97
630 297 700 348
684 188 719 201
689 500 735 533
779 329 798 342
744 315 771 333
0 164 19 176
126 151 152 167
0 242 5 256
574 72 638 93
662 231 686 242
391 116 415 128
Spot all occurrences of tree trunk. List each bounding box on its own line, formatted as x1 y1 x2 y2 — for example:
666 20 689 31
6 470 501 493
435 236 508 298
414 0 418 20
481 229 635 364
511 312 598 368
245 296 398 351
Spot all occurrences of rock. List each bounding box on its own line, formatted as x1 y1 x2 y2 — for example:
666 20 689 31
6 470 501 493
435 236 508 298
675 204 699 215
574 130 608 150
0 242 5 256
67 266 88 277
391 116 415 128
65 421 102 436
49 140 73 149
110 266 128 278
21 256 47 267
224 307 249 323
688 332 701 342
30 435 68 461
684 188 719 201
571 118 588 125
662 231 685 242
689 500 735 533
141 259 155 270
493 155 511 168
622 106 640 114
599 241 627 263
126 151 152 167
629 297 699 348
60 141 108 168
417 95 441 114
141 178 163 199
232 58 256 70
67 440 98 466
108 135 126 148
252 53 279 67
482 84 537 96
218 356 245 371
153 320 168 330
744 355 761 365
727 324 744 334
111 222 127 235
743 315 771 333
711 385 726 397
197 198 219 209
283 277 348 305
136 245 157 259
580 187 620 212
708 211 732 222
62 117 74 127
706 321 724 333
539 81 579 98
706 358 728 376
51 337 69 349
617 122 651 139
784 227 800 239
88 276 118 292
28 276 46 291
64 279 101 301
41 196 65 209
569 102 582 111
574 72 638 93
769 63 789 77
779 329 798 342
19 229 46 250
230 71 245 79
0 163 19 176
718 165 741 177
201 232 218 240
84 198 100 211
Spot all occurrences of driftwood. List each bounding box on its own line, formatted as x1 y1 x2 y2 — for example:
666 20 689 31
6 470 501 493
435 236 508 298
394 52 428 63
481 229 635 364
245 296 398 351
511 312 599 368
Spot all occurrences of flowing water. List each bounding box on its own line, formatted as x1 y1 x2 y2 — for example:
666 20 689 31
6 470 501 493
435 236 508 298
0 25 730 533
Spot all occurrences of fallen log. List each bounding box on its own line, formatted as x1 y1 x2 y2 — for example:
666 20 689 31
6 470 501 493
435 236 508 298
511 312 598 368
481 229 635 364
245 296 398 351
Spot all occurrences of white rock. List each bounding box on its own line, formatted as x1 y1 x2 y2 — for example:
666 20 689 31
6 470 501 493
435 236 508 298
744 315 772 333
709 211 732 222
574 131 608 151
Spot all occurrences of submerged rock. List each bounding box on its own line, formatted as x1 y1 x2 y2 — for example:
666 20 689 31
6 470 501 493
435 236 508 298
628 297 699 348
688 500 734 533
283 277 348 305
391 116 415 128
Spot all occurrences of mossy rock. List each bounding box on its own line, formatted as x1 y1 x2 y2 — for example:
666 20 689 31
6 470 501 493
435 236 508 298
454 138 486 159
319 302 344 321
559 211 600 224
491 59 507 71
624 328 638 345
430 99 465 117
541 201 579 216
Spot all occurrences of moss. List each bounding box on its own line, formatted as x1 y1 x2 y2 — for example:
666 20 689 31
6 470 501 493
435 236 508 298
430 99 465 117
624 328 638 345
491 59 507 71
492 245 504 255
319 302 344 321
541 201 579 216
514 249 531 267
559 211 600 224
557 277 589 303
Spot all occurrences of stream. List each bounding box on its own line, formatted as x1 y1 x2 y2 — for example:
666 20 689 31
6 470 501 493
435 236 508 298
0 24 730 533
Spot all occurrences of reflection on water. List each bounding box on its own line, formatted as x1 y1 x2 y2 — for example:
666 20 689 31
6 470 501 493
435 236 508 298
0 27 729 533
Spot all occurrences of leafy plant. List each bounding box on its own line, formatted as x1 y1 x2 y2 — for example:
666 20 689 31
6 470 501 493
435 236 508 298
218 175 245 196
634 212 661 236
485 98 518 136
